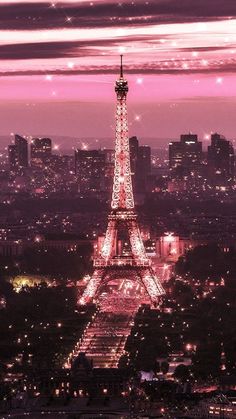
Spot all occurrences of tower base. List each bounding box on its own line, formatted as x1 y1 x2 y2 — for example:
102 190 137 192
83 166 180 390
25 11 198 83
79 265 165 306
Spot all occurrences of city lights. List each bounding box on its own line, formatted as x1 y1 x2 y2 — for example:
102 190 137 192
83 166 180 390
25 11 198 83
1 1 236 415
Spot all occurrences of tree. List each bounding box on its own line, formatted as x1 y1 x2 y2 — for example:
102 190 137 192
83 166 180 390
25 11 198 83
192 342 221 379
22 244 93 279
174 364 190 382
176 244 227 281
153 361 160 374
160 361 169 375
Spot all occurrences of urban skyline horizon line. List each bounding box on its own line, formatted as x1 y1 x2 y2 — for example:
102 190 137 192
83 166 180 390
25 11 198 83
1 132 236 151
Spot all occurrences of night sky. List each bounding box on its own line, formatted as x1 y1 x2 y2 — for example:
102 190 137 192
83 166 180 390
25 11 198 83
1 0 236 145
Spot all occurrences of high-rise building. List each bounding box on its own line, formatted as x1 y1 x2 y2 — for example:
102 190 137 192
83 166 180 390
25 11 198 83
47 154 74 175
137 145 151 174
75 149 105 192
101 149 115 192
129 136 139 175
207 133 234 187
129 138 151 193
136 145 151 192
31 138 52 168
101 149 115 165
8 134 28 171
169 134 202 177
8 145 18 171
15 134 28 168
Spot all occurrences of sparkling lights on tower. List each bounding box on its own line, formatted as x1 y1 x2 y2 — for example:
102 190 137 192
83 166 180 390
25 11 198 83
79 56 165 306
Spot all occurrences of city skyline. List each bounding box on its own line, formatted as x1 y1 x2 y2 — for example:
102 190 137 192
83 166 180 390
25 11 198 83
0 0 236 142
1 9 236 414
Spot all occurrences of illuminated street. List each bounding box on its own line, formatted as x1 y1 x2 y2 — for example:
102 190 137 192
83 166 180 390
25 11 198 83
68 279 150 368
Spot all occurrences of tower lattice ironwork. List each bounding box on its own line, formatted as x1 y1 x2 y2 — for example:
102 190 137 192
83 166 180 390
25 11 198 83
79 56 165 306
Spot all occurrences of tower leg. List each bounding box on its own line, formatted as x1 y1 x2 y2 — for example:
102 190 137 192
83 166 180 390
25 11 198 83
101 219 117 260
139 268 165 305
79 269 103 305
128 219 147 260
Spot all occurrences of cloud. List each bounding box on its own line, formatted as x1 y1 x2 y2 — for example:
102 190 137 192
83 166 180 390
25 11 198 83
1 61 236 77
0 1 236 76
0 0 235 30
0 41 103 60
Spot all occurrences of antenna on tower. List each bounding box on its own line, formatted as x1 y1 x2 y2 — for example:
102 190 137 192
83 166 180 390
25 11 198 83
120 55 123 78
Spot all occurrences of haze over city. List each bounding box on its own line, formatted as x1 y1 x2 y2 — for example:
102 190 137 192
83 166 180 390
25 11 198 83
2 2 236 418
1 0 236 143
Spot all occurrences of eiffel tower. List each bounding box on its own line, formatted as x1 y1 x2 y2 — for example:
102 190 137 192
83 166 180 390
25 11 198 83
79 56 165 307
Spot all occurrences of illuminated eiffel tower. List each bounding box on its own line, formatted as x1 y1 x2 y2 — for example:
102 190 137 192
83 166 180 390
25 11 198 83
79 56 165 307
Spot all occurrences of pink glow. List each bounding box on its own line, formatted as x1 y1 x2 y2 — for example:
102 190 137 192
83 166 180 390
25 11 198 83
0 1 236 138
0 74 235 102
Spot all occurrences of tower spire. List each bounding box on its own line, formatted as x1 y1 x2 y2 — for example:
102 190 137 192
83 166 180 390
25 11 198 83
113 55 132 209
120 54 123 78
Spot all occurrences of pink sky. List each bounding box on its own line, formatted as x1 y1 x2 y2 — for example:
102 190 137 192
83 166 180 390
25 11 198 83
0 0 236 144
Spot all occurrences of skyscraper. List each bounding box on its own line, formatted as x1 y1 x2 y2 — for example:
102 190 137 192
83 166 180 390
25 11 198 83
8 134 28 171
30 138 52 168
101 149 115 192
8 145 18 171
129 138 151 194
207 133 234 187
169 134 202 172
138 146 151 174
15 134 28 168
74 149 105 192
169 134 202 178
129 136 139 175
